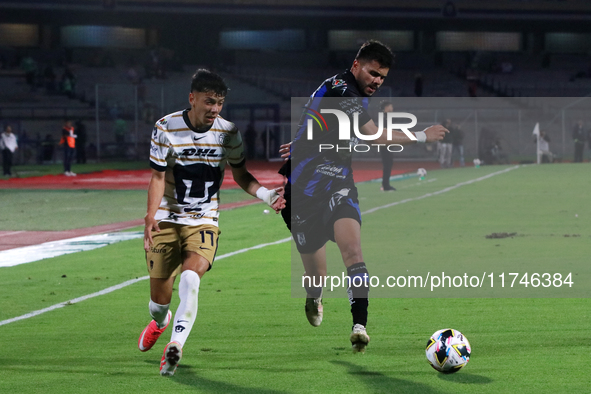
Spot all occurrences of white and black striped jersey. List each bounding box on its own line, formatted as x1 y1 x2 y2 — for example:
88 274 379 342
149 109 245 227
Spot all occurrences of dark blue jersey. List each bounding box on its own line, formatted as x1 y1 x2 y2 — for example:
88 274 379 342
290 70 371 200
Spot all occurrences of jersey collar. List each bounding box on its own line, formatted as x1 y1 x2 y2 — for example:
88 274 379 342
342 69 365 96
182 108 213 134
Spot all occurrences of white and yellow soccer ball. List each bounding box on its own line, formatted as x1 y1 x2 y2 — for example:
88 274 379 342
426 328 471 374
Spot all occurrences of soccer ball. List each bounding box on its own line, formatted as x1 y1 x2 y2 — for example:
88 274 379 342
417 168 427 179
425 328 471 374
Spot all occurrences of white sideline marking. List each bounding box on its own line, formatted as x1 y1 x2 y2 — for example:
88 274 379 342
0 167 518 326
0 232 144 267
362 166 519 215
0 238 291 327
0 231 25 238
0 277 147 327
395 178 437 190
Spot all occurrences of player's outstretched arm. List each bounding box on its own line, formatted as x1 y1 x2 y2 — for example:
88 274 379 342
144 169 165 252
231 165 286 213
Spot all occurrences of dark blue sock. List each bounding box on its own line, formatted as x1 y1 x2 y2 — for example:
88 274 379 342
304 277 323 298
347 262 369 327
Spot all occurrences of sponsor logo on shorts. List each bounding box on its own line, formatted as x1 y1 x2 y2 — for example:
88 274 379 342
150 247 167 253
297 232 306 246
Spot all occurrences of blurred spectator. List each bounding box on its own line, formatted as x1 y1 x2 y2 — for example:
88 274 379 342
541 52 551 69
142 101 156 124
379 101 395 191
41 133 55 162
450 121 465 167
501 61 513 73
18 129 33 164
414 73 423 97
1 125 18 177
491 138 509 164
244 123 257 159
75 119 87 164
260 127 277 159
114 118 127 156
127 64 141 84
537 131 553 163
114 118 127 143
439 119 454 168
88 142 97 161
466 69 478 97
479 127 493 164
61 66 76 99
59 119 77 176
43 64 57 94
146 48 166 80
109 102 121 120
572 120 586 163
137 79 147 104
20 54 37 90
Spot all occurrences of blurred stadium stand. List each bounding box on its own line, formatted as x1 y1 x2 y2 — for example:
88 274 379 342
1 0 591 164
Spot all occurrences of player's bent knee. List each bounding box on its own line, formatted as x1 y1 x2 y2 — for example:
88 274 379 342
182 252 211 277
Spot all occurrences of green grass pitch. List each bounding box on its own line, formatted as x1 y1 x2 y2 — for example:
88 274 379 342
0 163 589 393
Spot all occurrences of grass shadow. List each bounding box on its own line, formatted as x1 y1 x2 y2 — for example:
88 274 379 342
438 372 493 384
332 360 445 394
144 360 291 394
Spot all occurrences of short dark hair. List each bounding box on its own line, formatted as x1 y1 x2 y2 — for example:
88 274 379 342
190 69 228 96
379 100 393 111
355 40 394 69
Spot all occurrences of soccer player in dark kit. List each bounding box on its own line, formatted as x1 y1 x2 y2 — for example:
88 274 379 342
284 40 447 352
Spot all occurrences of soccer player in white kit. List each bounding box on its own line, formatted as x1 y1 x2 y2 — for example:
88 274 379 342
138 69 285 376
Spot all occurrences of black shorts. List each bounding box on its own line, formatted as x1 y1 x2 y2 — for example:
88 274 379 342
291 187 361 254
281 181 291 231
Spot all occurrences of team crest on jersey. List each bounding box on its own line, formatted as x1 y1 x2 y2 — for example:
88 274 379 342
153 127 158 137
218 133 231 146
332 79 347 88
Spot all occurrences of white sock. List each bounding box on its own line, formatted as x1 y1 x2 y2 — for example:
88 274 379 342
149 300 170 329
171 270 200 348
